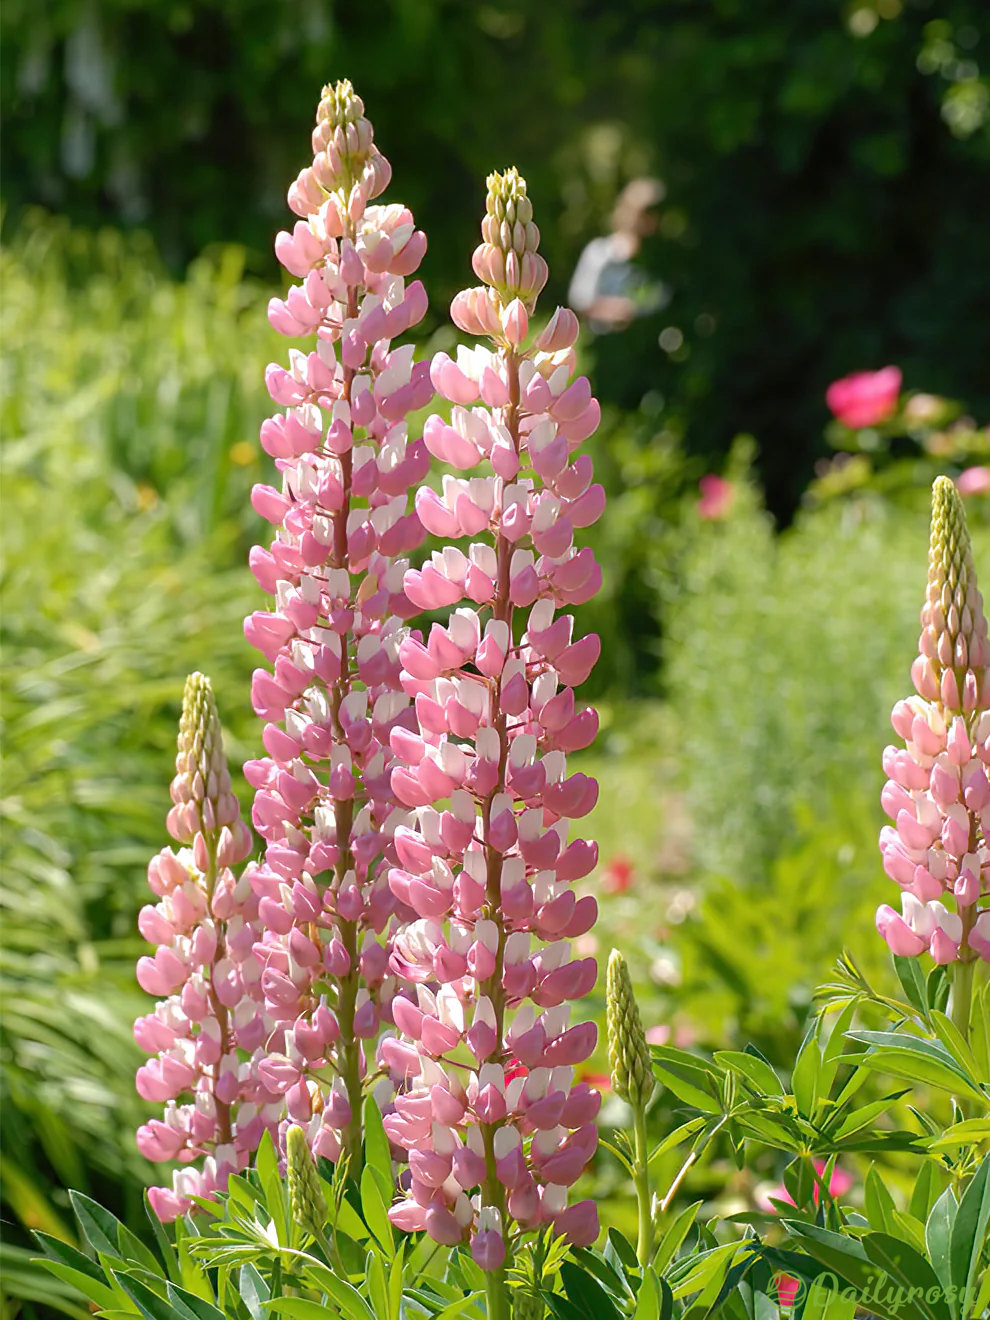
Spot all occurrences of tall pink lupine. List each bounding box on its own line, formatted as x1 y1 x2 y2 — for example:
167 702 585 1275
382 168 605 1297
877 476 990 1034
243 80 431 1171
134 673 272 1221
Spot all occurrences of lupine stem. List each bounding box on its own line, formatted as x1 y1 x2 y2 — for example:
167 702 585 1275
632 1104 652 1268
952 949 975 1042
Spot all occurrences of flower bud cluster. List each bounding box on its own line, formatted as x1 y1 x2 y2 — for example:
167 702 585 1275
383 168 604 1270
135 674 274 1221
877 477 990 965
243 82 431 1170
606 950 654 1112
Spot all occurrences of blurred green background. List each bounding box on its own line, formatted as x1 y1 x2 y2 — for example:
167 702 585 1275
3 0 990 1311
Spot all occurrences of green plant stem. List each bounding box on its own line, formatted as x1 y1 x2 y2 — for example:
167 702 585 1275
484 1268 511 1320
632 1104 653 1268
952 955 975 1043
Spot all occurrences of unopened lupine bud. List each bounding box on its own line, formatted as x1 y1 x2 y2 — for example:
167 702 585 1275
472 167 548 311
606 950 654 1110
287 1123 328 1238
512 1287 546 1320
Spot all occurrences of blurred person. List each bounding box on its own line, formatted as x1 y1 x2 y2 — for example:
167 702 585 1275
569 177 669 334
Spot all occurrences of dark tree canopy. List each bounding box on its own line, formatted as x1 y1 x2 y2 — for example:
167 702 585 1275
4 0 989 511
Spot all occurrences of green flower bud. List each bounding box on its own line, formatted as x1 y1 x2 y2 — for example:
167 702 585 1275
606 950 655 1111
286 1124 327 1239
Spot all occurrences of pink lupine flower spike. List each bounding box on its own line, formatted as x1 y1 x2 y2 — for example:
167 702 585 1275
877 477 990 1035
244 80 431 1172
383 168 605 1292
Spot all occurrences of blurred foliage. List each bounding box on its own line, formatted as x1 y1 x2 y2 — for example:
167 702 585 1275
0 218 271 1243
2 0 989 513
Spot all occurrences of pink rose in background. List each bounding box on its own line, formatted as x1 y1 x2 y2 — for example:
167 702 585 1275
957 466 990 497
825 366 902 428
698 474 734 520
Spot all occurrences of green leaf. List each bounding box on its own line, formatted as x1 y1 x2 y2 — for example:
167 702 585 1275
255 1128 284 1223
571 1247 629 1300
653 1199 703 1273
781 1222 898 1318
363 1096 394 1204
365 1249 389 1319
294 1259 376 1320
646 1116 709 1171
266 1290 375 1320
844 1031 985 1101
949 1155 990 1302
143 1196 179 1283
792 1030 823 1119
651 1047 723 1114
861 1232 951 1320
238 1263 270 1320
864 1166 898 1235
33 1232 109 1285
929 1011 982 1080
69 1191 125 1260
633 1266 661 1320
432 1294 487 1320
360 1162 394 1257
714 1051 785 1097
34 1259 118 1311
560 1259 623 1319
928 1119 990 1150
164 1283 226 1320
893 955 928 1015
111 1270 181 1320
910 1162 943 1224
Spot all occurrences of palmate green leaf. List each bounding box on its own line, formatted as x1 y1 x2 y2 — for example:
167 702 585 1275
34 1230 111 1284
668 1241 743 1299
949 1156 990 1303
646 1116 709 1171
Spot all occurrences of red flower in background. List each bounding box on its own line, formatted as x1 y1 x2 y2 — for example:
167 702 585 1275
698 474 734 520
825 366 901 428
602 855 635 894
